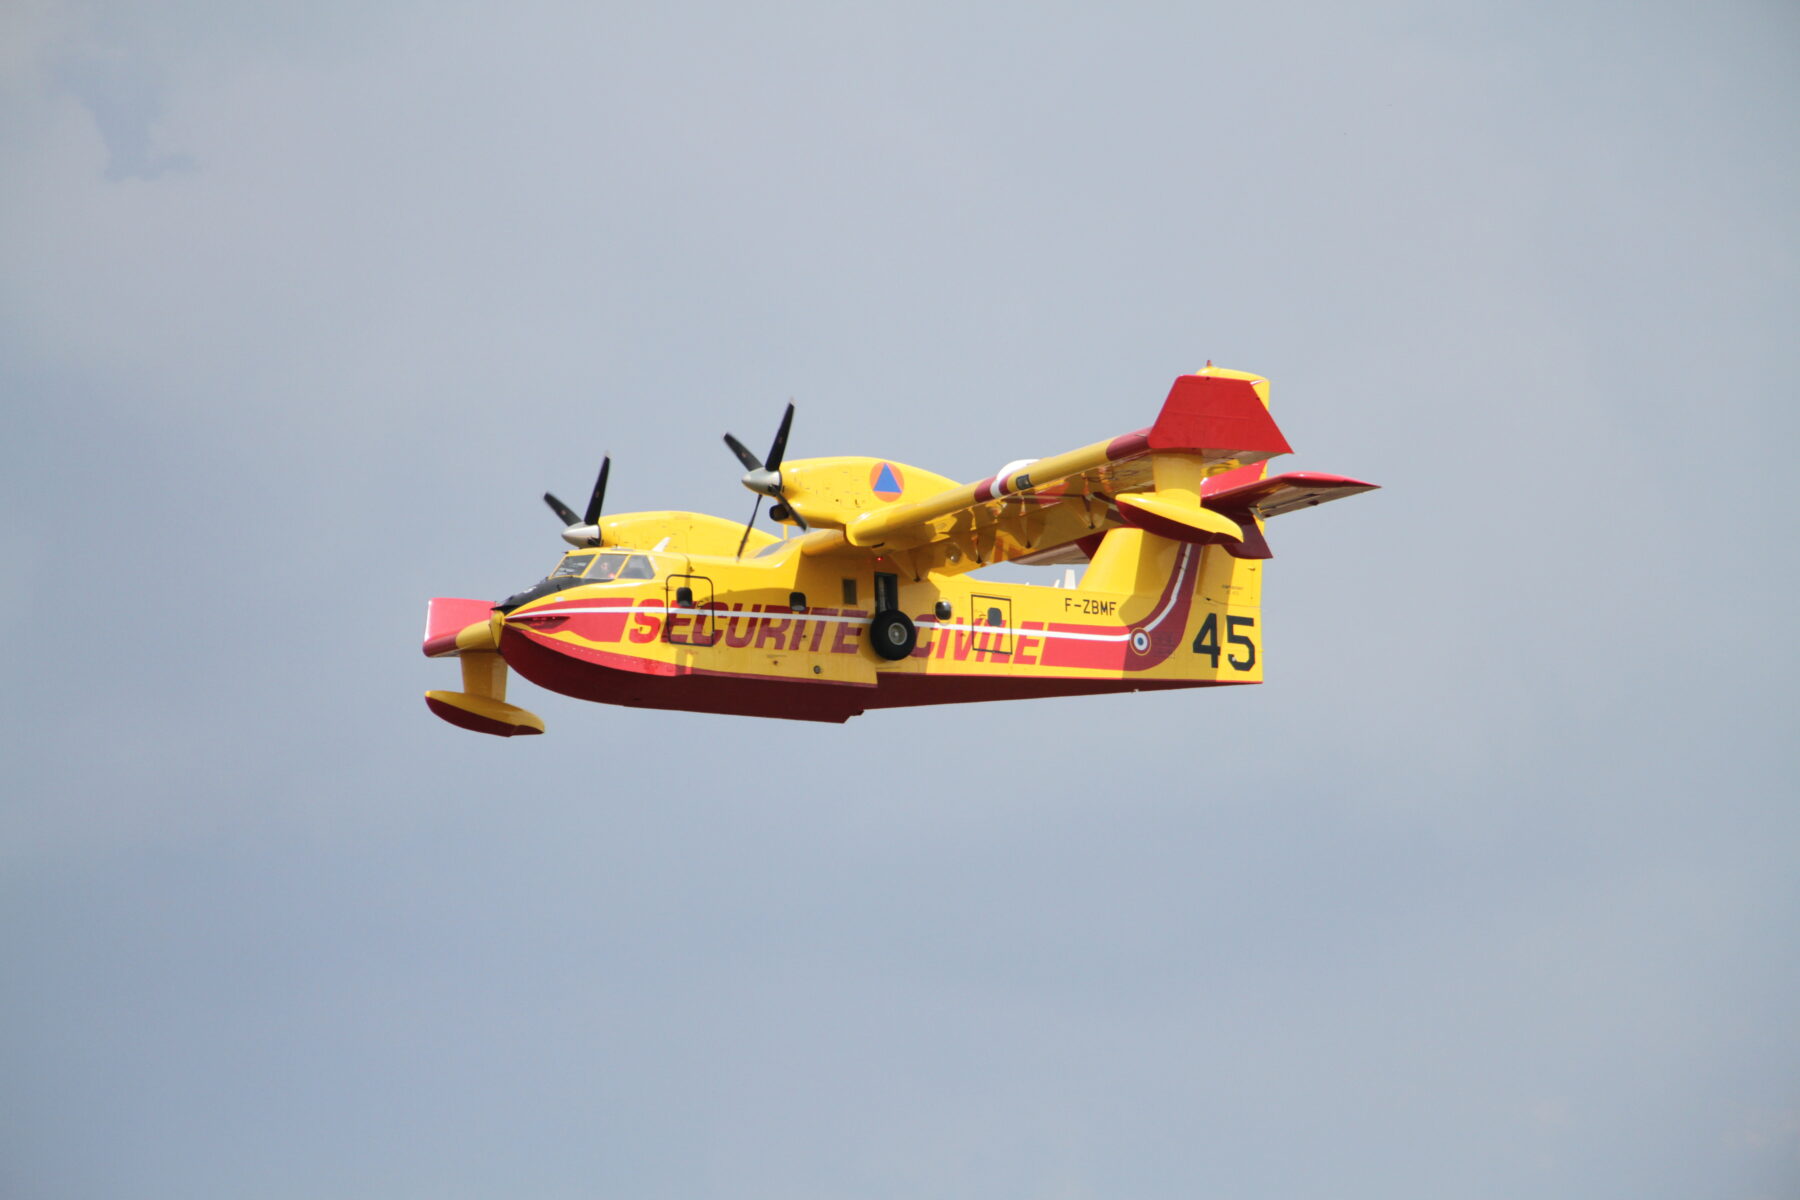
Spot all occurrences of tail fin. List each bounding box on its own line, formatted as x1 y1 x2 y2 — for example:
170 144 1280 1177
1076 528 1265 682
1146 370 1292 462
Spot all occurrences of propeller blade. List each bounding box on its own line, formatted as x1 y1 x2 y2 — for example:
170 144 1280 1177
735 494 764 559
728 403 802 530
583 457 611 526
723 433 762 473
765 402 796 470
544 491 581 527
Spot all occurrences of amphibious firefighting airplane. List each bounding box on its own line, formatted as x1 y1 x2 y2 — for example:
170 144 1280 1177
423 365 1375 734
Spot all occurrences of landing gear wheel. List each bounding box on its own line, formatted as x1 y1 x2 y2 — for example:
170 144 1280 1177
868 609 917 660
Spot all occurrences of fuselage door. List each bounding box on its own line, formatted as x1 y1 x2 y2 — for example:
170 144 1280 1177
970 593 1013 658
666 574 717 645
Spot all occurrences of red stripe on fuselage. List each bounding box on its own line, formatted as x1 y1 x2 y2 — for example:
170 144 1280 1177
506 543 1198 691
1037 544 1196 672
502 624 1252 723
512 596 636 645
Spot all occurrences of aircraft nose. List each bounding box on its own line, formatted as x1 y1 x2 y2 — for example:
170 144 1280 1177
496 576 583 613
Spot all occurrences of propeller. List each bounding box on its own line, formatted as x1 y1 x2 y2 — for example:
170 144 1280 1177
543 456 610 547
724 402 807 557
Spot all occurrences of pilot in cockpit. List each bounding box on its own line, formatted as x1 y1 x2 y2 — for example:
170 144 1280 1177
548 550 659 582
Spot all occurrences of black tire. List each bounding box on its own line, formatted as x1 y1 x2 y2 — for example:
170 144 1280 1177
868 609 917 660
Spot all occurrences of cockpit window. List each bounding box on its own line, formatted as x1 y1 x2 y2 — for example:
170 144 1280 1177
587 553 628 581
550 552 656 582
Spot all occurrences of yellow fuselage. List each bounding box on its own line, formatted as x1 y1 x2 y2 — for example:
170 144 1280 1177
486 525 1262 723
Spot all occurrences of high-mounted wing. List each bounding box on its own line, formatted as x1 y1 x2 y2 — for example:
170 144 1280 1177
798 368 1359 571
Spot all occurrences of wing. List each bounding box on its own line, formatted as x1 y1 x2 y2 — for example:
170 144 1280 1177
797 370 1298 572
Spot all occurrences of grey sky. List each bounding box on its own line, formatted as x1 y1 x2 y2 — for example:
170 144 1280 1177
3 2 1797 1197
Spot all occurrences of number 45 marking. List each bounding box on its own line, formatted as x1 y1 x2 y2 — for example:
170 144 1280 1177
1191 613 1256 671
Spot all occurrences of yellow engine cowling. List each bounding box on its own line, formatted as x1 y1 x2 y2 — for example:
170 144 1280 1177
776 457 958 529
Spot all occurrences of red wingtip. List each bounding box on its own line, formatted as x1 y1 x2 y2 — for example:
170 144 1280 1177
423 597 496 657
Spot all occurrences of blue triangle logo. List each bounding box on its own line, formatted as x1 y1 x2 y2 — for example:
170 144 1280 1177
874 463 901 494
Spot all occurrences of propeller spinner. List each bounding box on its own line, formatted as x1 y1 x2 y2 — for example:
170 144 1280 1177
543 456 610 547
724 402 807 557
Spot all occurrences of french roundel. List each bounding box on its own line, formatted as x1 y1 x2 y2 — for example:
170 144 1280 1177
869 461 905 501
1130 629 1151 655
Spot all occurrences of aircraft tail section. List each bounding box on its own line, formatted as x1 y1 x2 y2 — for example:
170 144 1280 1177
1071 528 1263 682
1184 537 1265 680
